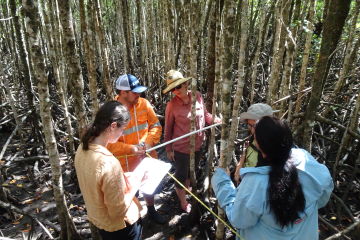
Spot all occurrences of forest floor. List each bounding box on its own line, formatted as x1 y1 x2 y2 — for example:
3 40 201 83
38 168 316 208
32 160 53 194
0 138 217 240
0 131 345 239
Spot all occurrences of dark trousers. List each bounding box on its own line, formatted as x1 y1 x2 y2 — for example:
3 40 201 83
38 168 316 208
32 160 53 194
99 220 142 240
174 151 200 188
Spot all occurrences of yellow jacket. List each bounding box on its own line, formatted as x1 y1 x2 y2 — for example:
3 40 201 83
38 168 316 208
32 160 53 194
75 144 142 232
108 97 162 172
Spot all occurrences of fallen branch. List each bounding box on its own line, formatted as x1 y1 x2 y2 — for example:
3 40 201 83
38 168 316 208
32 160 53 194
319 215 340 232
293 113 360 140
273 87 312 104
0 125 18 161
324 220 360 240
35 218 54 239
332 193 356 222
0 200 60 232
315 115 360 140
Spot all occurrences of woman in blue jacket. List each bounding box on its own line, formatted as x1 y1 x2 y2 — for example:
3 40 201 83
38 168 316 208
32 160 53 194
212 116 333 240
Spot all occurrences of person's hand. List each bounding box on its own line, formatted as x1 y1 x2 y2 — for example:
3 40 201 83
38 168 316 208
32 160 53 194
234 154 245 185
167 151 175 161
225 167 231 176
214 117 222 124
144 143 152 151
132 144 146 155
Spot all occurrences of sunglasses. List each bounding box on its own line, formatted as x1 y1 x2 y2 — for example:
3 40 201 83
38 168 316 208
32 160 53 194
171 84 183 92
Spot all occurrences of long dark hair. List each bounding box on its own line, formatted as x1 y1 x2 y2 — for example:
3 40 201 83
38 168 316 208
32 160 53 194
255 116 305 228
81 101 130 150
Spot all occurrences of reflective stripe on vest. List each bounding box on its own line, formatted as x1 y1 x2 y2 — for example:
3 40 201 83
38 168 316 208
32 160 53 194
150 122 161 128
123 122 149 136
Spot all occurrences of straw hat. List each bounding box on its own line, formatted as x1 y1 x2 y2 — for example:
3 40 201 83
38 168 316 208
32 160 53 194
162 70 192 94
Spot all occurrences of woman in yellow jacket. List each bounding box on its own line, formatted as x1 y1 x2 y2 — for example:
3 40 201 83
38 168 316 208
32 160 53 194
75 101 146 240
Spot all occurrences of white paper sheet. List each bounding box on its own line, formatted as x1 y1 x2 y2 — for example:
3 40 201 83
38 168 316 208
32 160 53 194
133 157 172 195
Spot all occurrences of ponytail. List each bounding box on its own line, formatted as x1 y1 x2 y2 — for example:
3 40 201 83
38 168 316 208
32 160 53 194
81 125 100 150
255 116 305 228
268 161 305 228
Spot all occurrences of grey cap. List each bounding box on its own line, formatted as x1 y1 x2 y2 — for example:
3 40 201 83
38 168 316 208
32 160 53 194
239 103 275 121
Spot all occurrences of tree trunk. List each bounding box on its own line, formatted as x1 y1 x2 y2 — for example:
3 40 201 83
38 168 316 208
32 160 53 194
226 0 248 165
44 0 76 157
216 0 236 238
297 0 351 150
9 0 36 124
120 0 134 74
57 0 87 136
80 0 98 115
295 0 316 114
322 0 360 117
206 0 221 197
267 0 290 104
94 0 112 100
205 0 216 111
184 0 197 192
197 0 212 86
279 0 303 117
135 0 146 78
333 88 360 178
249 1 268 103
21 0 80 239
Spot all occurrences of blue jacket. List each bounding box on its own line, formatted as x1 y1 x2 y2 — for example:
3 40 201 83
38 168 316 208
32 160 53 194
211 148 333 240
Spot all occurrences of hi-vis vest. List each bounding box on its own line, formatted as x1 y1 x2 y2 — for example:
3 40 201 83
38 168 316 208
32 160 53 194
107 97 162 172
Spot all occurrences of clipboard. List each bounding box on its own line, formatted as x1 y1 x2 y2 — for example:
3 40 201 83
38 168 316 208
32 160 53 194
133 157 172 195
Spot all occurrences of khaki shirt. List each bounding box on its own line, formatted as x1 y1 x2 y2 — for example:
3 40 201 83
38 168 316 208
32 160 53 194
75 144 142 232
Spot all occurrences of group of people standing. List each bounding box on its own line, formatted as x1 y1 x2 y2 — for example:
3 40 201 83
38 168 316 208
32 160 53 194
74 70 333 240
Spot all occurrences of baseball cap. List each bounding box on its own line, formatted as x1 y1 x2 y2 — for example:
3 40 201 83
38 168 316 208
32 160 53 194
239 103 276 121
115 74 147 93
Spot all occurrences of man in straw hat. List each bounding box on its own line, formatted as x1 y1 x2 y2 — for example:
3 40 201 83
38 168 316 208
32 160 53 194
107 74 165 224
163 69 221 213
234 103 276 184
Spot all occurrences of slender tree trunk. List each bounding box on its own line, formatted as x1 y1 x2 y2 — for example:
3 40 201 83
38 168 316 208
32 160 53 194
230 0 242 80
249 1 268 103
216 0 236 238
7 0 25 141
295 0 315 114
197 0 212 86
57 0 87 135
80 0 98 115
205 0 216 111
135 0 146 78
279 0 302 116
45 0 76 157
206 0 220 197
145 1 157 84
267 0 290 104
3 73 22 145
94 0 112 99
297 0 351 150
9 0 35 117
184 0 197 191
120 0 134 73
322 0 360 117
22 0 80 239
333 89 360 178
159 1 168 72
226 0 248 165
140 0 150 83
